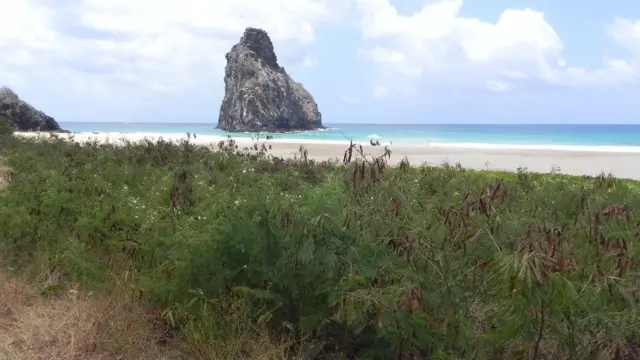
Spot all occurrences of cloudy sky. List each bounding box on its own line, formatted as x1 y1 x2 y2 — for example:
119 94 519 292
2 0 640 124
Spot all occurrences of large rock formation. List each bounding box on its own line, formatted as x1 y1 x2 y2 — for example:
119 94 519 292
217 28 323 132
0 87 63 131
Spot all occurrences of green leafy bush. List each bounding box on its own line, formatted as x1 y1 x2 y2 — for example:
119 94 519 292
0 115 15 136
0 135 638 359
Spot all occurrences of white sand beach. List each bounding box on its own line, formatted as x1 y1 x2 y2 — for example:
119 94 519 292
15 131 640 180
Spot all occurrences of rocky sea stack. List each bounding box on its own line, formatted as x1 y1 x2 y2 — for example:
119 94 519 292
217 28 323 132
0 87 63 132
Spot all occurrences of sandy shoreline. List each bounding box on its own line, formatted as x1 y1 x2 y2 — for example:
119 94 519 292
14 131 640 180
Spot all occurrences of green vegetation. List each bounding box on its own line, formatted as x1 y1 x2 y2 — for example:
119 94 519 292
0 134 639 359
0 115 15 137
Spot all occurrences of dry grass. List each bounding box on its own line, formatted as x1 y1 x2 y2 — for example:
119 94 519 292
0 270 186 360
179 298 293 360
0 167 10 189
0 162 288 360
0 269 292 360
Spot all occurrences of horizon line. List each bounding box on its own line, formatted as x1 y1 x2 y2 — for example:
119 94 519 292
58 121 640 126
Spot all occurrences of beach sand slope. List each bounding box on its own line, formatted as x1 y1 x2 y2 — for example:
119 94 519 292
15 132 640 180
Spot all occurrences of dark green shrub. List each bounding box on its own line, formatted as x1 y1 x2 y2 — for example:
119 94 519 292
0 115 14 136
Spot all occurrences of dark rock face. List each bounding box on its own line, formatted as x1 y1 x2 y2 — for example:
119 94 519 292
217 28 323 132
0 87 63 131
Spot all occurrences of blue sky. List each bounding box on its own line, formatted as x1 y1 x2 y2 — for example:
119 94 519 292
2 0 640 124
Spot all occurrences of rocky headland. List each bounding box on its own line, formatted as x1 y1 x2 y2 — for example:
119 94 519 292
217 28 323 132
0 87 64 132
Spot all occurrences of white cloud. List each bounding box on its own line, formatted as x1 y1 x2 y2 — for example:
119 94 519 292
609 17 640 55
485 80 512 93
372 85 389 99
0 0 343 95
355 0 640 94
4 0 640 100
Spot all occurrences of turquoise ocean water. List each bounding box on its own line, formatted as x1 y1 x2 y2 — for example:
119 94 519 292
59 122 640 150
